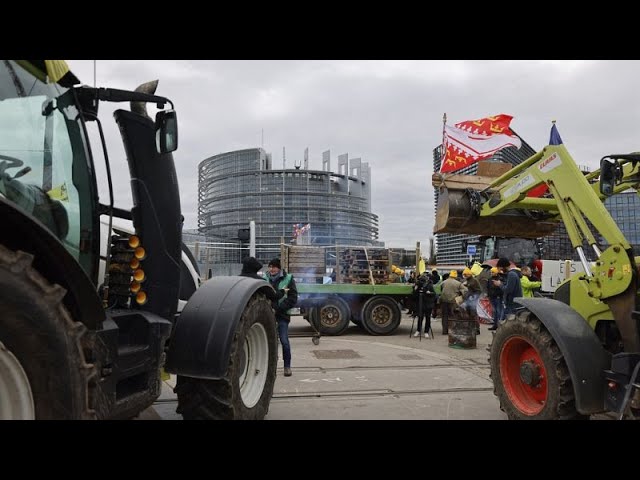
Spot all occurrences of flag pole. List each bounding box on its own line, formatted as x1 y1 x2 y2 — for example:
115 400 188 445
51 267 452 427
440 113 447 174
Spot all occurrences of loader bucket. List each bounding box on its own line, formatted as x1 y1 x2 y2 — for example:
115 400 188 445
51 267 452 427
434 187 558 238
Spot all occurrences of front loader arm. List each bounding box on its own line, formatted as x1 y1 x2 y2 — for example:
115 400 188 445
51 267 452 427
480 145 630 253
435 142 640 351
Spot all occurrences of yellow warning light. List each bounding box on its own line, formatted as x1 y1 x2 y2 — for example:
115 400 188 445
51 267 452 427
130 281 141 293
133 269 145 282
134 247 146 260
128 235 141 248
130 258 140 270
135 291 148 305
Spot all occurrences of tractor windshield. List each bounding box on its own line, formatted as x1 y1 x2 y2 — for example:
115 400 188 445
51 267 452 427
480 236 540 266
495 237 539 266
0 60 97 277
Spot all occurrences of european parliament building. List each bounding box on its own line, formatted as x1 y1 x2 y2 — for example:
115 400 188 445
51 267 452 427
198 148 380 264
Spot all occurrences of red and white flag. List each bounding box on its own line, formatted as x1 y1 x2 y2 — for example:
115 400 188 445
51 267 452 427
440 114 521 173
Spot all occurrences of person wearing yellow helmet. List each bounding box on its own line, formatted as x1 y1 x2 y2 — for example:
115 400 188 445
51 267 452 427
439 270 466 335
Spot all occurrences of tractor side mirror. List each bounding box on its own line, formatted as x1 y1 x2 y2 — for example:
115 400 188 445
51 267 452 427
600 158 619 197
155 110 178 153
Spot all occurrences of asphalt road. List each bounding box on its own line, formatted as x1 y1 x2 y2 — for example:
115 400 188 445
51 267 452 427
149 313 509 420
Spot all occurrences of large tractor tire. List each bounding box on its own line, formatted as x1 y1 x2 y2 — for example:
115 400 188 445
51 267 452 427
489 309 587 420
312 296 351 336
0 245 94 419
361 296 402 335
175 294 277 420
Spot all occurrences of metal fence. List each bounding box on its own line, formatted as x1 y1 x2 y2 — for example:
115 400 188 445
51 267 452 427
184 242 283 279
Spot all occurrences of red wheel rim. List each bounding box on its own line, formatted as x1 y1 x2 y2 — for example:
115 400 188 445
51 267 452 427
499 336 548 415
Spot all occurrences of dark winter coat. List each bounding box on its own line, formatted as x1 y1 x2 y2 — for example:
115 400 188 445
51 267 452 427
240 257 278 302
240 256 264 279
502 269 523 307
414 276 436 309
487 273 505 299
264 269 298 322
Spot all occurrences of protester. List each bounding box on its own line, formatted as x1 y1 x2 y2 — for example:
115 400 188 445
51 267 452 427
439 270 466 335
494 257 523 319
430 268 441 285
520 265 542 297
240 256 278 301
412 273 436 338
263 258 298 377
431 272 444 318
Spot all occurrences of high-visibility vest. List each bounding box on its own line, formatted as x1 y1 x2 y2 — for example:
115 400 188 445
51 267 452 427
263 273 295 313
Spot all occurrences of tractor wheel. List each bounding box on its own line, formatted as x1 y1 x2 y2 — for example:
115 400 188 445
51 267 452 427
489 309 587 420
175 294 277 420
314 296 351 336
0 245 94 419
361 296 401 335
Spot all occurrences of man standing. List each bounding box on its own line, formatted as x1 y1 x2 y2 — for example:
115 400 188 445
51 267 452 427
412 273 436 338
240 256 279 302
264 258 298 377
494 257 523 319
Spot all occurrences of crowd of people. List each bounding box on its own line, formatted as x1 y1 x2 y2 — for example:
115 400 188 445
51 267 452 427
405 256 543 337
237 254 543 372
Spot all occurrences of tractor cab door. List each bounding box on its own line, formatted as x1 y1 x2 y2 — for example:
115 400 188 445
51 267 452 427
0 60 99 280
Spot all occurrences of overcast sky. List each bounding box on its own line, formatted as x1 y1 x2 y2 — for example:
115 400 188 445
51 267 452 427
66 60 640 250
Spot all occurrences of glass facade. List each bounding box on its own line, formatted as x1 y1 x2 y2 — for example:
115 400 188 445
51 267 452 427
601 191 640 253
198 148 379 264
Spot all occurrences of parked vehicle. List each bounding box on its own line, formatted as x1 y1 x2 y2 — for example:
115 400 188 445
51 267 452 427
0 60 277 419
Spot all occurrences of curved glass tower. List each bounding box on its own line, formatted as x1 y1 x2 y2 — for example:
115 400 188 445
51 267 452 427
198 148 378 262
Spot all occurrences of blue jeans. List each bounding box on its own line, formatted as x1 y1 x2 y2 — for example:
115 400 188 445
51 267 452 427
490 297 502 327
277 319 291 368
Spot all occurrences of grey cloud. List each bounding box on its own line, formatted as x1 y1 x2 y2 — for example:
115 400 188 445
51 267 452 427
67 60 640 249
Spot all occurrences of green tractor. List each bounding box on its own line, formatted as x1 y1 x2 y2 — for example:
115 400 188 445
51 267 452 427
0 60 278 419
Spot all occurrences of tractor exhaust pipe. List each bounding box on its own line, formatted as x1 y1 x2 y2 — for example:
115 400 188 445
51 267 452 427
131 80 159 119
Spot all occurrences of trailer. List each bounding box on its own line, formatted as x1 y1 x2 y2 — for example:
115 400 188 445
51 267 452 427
281 244 415 335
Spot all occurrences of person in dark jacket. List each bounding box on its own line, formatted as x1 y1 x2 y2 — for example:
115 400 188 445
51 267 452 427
263 258 298 377
240 256 264 279
430 268 441 285
495 257 523 319
240 256 278 302
412 273 436 338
